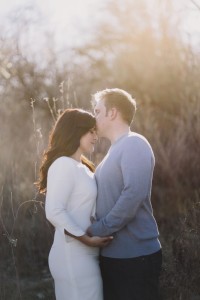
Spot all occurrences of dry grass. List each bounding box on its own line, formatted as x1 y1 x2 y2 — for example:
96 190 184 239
0 1 200 298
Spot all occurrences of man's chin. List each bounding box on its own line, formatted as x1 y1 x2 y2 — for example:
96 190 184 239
96 130 103 138
97 134 105 139
96 132 101 138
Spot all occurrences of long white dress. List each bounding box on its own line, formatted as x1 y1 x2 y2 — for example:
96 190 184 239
45 156 103 300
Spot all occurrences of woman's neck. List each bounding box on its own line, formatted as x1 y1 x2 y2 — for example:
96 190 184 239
70 148 82 162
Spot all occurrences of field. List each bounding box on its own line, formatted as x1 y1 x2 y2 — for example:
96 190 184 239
0 1 200 299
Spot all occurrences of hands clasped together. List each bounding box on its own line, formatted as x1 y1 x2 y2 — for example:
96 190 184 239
64 224 113 248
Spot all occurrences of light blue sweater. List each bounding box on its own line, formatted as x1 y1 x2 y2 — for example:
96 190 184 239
90 132 161 258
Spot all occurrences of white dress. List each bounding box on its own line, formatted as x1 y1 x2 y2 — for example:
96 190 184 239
45 156 103 300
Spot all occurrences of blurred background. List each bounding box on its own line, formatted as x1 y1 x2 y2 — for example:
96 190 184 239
0 0 200 299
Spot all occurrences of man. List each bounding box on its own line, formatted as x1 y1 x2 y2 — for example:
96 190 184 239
88 88 162 300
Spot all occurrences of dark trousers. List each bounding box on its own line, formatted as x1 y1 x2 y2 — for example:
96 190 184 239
100 249 162 300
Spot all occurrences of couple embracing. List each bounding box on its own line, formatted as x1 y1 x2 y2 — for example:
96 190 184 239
37 88 162 300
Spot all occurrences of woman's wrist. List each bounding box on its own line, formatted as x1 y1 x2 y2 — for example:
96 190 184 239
64 229 90 245
77 234 90 245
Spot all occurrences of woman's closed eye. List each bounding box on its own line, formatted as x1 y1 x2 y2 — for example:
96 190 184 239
89 129 96 134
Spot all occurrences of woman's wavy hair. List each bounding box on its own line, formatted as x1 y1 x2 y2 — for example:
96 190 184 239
37 108 96 194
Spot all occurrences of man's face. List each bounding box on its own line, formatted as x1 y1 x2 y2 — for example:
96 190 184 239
94 99 109 137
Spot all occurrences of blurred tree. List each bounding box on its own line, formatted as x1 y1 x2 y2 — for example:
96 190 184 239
0 1 200 298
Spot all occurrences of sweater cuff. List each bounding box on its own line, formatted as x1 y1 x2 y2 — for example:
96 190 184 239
89 221 105 237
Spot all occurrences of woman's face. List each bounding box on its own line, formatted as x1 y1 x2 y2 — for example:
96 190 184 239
79 128 98 154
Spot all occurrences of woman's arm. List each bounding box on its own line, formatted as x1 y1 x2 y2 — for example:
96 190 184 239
45 158 85 237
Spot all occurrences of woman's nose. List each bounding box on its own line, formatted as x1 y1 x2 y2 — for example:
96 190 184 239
94 133 98 141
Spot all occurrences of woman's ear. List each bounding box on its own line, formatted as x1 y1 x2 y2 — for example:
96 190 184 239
108 107 118 120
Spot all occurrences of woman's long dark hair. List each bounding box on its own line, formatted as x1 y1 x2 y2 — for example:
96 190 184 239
37 108 96 194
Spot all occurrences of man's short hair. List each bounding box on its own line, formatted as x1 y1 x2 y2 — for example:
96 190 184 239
93 88 136 125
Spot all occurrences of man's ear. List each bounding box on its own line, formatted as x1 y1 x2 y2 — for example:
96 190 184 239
108 107 118 120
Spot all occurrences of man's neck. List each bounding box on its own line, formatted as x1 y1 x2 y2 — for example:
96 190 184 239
109 126 130 144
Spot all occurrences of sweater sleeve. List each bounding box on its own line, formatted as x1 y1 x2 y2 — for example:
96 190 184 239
89 137 155 236
45 157 85 238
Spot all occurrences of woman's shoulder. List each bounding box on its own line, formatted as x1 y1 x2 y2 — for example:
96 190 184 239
48 156 78 175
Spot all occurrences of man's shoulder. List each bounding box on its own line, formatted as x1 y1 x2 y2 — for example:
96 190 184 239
120 132 154 157
123 132 151 147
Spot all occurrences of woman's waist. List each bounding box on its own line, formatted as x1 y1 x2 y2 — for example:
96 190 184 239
53 230 100 255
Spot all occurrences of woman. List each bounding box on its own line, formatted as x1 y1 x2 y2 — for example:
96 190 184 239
37 109 112 300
